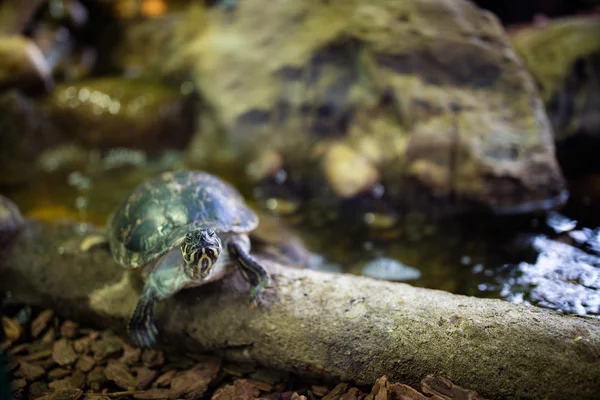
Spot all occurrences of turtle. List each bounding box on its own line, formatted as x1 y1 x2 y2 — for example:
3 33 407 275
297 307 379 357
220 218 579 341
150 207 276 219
105 170 271 348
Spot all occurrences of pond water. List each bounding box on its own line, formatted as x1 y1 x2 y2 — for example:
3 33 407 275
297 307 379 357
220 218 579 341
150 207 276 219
4 147 599 318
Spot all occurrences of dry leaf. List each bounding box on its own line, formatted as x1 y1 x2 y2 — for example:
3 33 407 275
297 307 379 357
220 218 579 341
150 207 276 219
53 339 78 366
170 370 209 398
60 321 78 338
211 379 261 400
87 366 107 391
155 370 177 387
48 371 86 391
421 376 488 400
12 377 27 389
29 381 51 397
8 343 28 356
2 316 22 342
91 334 123 361
249 368 285 385
368 376 427 400
119 343 141 365
73 332 98 353
42 388 84 400
70 371 87 389
19 361 45 381
49 377 75 391
245 378 273 392
135 366 158 390
133 388 173 399
31 310 54 338
48 368 71 381
311 385 330 397
141 349 165 368
340 387 366 400
323 383 350 400
222 363 255 378
170 360 221 398
41 327 56 344
76 355 95 372
104 360 135 390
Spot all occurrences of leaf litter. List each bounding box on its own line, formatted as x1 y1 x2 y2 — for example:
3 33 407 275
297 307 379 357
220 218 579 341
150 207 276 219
2 308 487 399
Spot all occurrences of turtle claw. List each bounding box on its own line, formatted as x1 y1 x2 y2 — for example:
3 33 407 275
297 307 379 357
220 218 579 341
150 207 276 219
228 237 271 305
128 316 158 348
128 294 158 348
248 279 269 304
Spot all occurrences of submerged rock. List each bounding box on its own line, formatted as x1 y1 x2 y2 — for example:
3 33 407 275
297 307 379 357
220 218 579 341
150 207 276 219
165 0 566 223
42 78 196 153
361 257 421 281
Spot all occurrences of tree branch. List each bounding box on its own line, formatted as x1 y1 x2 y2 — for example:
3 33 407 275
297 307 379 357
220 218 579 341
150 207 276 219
1 220 599 399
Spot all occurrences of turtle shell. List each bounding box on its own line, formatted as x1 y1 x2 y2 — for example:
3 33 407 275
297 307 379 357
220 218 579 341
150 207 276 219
107 170 258 268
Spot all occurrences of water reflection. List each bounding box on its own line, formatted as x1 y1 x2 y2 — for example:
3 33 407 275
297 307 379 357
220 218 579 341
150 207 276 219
477 213 600 317
361 257 421 281
496 235 600 316
546 210 578 233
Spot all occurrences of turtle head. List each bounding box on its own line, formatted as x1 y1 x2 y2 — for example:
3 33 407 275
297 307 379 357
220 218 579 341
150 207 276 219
180 229 222 279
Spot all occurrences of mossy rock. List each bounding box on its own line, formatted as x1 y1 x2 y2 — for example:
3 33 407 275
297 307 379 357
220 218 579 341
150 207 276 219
152 0 567 223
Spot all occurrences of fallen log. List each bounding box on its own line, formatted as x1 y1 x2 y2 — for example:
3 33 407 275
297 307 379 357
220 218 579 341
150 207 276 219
1 216 599 400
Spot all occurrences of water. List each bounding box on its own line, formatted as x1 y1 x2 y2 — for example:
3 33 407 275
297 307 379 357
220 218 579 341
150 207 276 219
3 148 600 318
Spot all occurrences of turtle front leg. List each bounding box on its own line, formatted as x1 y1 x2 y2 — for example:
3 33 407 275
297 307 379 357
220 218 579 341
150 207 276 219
128 284 160 348
128 249 191 348
227 237 271 303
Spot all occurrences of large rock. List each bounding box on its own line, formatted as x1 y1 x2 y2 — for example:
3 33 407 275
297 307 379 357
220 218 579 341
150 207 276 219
510 16 600 176
148 0 565 223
